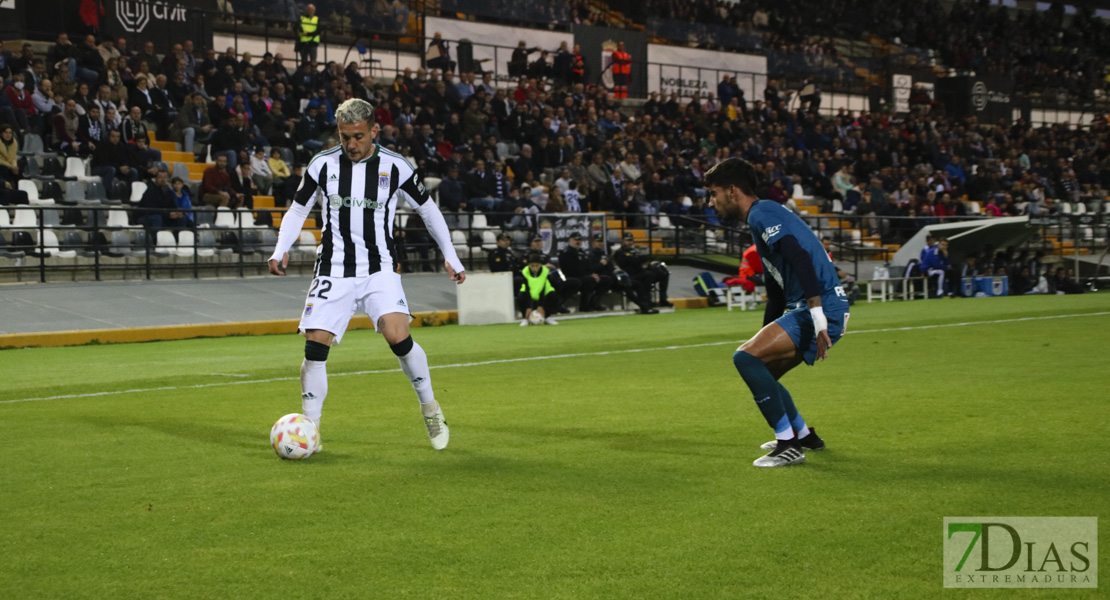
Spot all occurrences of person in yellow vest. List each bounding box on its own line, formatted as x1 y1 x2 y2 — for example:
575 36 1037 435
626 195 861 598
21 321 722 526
611 41 631 99
297 4 321 66
517 252 560 326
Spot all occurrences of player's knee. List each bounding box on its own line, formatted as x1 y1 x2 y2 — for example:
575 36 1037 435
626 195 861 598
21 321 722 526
389 335 414 357
305 340 330 362
733 350 760 374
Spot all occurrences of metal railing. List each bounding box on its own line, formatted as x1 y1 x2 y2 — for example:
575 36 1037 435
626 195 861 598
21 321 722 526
3 204 1107 284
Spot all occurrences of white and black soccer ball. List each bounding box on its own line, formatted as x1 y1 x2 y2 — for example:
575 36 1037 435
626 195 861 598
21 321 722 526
270 413 321 460
528 311 545 326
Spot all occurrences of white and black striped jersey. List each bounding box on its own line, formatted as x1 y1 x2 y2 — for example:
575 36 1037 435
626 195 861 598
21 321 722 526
294 145 432 278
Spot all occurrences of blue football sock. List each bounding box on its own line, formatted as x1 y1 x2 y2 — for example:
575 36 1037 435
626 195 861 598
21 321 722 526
778 382 807 435
733 351 793 439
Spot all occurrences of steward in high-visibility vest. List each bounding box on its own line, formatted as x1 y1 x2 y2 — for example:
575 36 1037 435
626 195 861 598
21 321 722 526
611 41 631 99
297 4 321 65
517 253 560 325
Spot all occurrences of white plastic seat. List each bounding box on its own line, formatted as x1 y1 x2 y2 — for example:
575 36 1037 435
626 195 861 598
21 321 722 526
130 182 147 204
792 183 804 199
480 230 498 250
451 230 466 244
1073 202 1087 215
0 209 9 228
65 157 99 183
106 209 130 228
40 230 75 258
214 207 237 228
18 180 51 206
471 213 489 229
657 215 673 229
298 231 316 247
156 230 177 254
237 209 261 228
12 208 38 229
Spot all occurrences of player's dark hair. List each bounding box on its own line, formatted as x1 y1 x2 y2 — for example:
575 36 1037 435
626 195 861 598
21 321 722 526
704 158 760 197
526 252 544 264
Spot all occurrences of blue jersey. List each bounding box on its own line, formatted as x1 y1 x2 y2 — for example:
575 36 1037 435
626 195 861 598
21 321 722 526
922 245 950 270
748 200 844 306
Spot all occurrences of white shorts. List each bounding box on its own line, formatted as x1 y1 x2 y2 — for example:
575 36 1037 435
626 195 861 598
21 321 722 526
298 272 411 345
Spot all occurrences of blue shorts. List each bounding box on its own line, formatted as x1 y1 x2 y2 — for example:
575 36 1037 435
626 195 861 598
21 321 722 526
775 301 850 366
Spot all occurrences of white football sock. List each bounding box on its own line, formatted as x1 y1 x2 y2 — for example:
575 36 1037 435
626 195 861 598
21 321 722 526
300 359 328 426
397 341 439 416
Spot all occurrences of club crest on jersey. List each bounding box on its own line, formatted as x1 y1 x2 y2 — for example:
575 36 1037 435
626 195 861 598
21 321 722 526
304 303 313 316
379 172 390 189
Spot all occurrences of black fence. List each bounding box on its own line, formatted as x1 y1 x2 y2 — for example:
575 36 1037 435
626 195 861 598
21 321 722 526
3 204 1108 284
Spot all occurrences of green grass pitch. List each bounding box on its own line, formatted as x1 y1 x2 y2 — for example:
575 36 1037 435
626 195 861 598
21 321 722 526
3 294 1108 599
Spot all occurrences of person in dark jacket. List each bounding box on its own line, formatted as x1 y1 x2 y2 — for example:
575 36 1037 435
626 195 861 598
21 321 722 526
613 231 671 308
558 231 612 312
137 170 186 231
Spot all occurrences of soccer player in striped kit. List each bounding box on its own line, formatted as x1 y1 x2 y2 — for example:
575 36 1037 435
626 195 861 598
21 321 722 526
268 98 466 451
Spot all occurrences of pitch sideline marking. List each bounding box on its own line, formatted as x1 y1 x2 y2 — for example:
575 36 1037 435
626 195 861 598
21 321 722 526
3 311 1108 405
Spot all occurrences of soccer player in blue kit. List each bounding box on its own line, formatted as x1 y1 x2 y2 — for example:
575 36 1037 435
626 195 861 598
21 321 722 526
705 158 850 467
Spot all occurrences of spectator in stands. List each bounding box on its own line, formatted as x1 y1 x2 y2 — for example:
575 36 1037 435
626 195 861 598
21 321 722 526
231 161 255 210
175 93 213 156
0 124 19 183
4 74 35 134
53 99 94 156
138 170 186 232
210 113 250 169
133 41 160 77
437 164 467 213
32 79 60 128
170 176 195 228
201 154 235 208
91 128 136 189
425 32 455 73
249 147 273 194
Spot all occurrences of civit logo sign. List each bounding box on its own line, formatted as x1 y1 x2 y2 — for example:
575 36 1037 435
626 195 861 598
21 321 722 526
944 517 1097 588
116 0 188 34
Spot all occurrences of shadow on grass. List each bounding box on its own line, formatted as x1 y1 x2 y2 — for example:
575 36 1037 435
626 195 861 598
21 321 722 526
76 414 359 464
465 423 737 459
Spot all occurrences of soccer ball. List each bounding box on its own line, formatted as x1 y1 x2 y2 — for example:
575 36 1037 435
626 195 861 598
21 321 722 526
270 413 321 460
528 311 545 326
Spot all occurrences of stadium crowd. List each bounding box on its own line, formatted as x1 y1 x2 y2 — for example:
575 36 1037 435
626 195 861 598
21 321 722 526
1 2 1108 252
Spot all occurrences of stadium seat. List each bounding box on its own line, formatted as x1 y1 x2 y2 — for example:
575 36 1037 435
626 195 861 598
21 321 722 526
471 213 489 229
106 209 130 229
831 199 843 213
18 180 52 206
40 181 63 203
44 157 69 181
1073 202 1087 215
129 230 169 258
155 230 178 255
214 207 237 228
260 229 278 253
0 209 8 229
480 230 498 250
65 181 88 205
108 231 132 256
63 230 97 257
236 209 261 228
40 208 61 228
1060 202 1072 215
17 133 54 159
237 229 261 255
65 157 99 184
24 157 52 181
0 230 26 259
37 230 70 258
11 207 37 230
175 230 197 257
657 215 673 229
129 182 147 204
109 180 130 202
451 230 468 255
86 181 111 204
198 230 220 255
195 208 216 228
423 177 442 194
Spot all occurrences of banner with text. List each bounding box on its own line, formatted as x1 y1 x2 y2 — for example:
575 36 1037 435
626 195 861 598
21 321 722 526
536 213 608 256
425 16 572 84
104 0 216 51
646 44 766 102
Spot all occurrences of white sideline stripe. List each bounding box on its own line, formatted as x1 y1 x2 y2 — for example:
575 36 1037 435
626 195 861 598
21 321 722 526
3 311 1108 405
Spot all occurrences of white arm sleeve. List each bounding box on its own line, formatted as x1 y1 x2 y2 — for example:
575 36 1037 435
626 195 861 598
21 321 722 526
415 200 465 274
268 198 314 262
